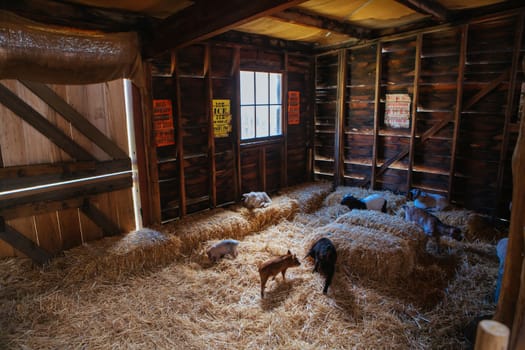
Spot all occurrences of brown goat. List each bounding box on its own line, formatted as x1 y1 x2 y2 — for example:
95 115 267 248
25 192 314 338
404 205 463 252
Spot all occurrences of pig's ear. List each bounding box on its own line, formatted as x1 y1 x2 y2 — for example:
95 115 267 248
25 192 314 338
287 249 291 255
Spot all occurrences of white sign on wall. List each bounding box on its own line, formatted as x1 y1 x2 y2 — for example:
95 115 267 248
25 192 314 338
385 94 411 129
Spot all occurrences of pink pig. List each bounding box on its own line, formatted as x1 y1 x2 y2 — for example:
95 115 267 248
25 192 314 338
207 239 240 262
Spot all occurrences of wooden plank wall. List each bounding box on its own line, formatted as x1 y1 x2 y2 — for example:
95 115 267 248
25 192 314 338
0 80 134 258
151 43 313 222
314 11 524 217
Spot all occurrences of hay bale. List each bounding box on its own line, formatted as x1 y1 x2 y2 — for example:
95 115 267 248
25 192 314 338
325 186 407 213
334 210 427 254
163 208 252 254
310 222 416 282
48 228 183 284
238 196 300 231
466 213 508 242
283 181 333 213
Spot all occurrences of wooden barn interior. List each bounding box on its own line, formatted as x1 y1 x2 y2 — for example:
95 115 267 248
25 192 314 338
0 0 524 348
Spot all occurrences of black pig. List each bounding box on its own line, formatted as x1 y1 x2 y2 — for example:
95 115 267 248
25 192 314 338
305 237 337 294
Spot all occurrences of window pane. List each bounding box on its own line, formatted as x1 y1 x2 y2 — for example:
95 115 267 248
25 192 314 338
269 73 281 104
241 106 255 139
256 106 269 137
269 105 281 136
240 71 254 105
255 72 269 104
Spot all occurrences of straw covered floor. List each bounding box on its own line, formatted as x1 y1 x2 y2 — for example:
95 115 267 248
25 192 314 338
0 182 502 349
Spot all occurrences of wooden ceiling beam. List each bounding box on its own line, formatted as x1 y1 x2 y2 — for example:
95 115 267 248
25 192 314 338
393 0 451 22
271 8 372 39
0 0 155 33
143 0 307 58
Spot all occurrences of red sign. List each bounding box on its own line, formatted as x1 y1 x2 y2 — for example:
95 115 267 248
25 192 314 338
288 91 300 125
153 99 175 147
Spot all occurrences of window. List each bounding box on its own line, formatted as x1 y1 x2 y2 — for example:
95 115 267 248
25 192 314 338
240 71 282 140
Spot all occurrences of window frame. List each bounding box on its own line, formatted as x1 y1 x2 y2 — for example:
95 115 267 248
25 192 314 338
239 70 284 143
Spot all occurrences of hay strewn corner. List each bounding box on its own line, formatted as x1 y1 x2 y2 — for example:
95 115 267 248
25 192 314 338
0 183 502 349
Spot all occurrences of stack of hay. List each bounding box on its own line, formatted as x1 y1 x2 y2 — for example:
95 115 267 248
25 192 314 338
308 210 426 282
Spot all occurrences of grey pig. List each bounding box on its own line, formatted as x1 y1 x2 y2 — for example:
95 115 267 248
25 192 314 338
207 239 240 262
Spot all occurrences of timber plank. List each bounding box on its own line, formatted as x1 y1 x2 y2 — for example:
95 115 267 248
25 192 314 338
0 174 132 213
57 209 83 250
0 159 131 192
34 213 62 255
81 199 121 236
21 81 128 160
0 218 52 266
0 83 94 161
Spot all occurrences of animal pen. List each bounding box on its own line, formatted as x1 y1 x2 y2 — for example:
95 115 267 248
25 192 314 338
0 1 525 349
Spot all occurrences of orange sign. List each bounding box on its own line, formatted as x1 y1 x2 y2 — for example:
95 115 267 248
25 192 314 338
153 99 175 147
288 91 300 125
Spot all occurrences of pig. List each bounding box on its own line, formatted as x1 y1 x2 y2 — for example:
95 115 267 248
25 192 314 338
403 205 463 252
242 191 272 209
305 237 337 294
340 193 387 213
206 239 240 262
258 250 301 298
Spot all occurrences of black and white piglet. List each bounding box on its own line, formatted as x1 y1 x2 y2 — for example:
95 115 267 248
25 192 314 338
305 237 337 294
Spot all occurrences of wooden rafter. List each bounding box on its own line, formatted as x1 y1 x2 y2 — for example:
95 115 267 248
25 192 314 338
0 83 94 161
144 0 307 57
393 0 451 22
0 0 154 33
271 8 372 39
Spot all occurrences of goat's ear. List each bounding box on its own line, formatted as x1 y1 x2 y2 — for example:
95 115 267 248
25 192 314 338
287 249 291 255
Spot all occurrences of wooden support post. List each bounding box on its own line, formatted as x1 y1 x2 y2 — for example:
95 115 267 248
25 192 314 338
206 45 217 208
80 199 121 236
282 51 289 189
495 13 524 217
0 217 53 266
233 46 242 200
474 320 509 350
495 58 525 348
449 25 467 200
333 49 347 188
371 43 382 189
174 52 187 217
407 34 422 193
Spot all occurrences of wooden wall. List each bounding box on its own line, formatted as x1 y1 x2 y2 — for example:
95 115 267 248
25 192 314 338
151 43 313 222
314 11 525 218
0 80 135 260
